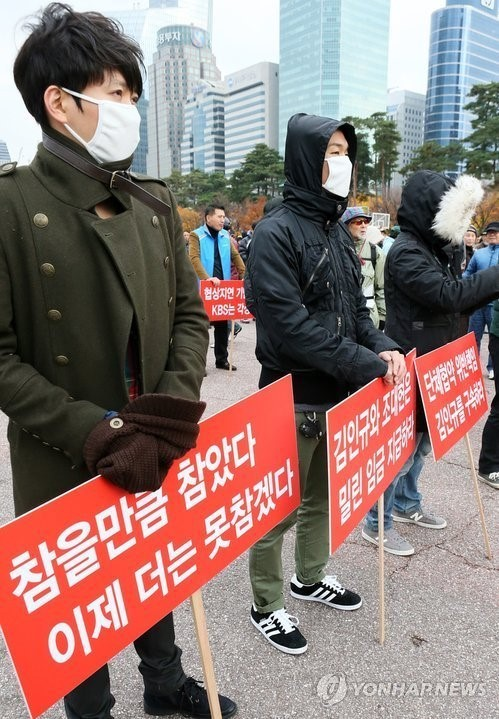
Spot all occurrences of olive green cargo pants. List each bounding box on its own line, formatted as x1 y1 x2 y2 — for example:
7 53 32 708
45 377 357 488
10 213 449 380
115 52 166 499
249 411 329 613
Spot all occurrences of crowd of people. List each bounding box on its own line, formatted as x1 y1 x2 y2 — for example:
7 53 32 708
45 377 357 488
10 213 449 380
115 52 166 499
0 5 497 719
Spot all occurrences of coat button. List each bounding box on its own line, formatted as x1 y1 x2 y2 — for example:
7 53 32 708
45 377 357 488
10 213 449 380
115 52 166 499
110 417 124 429
2 163 14 172
47 309 62 321
164 256 170 268
33 213 49 228
40 263 55 277
55 355 69 366
152 216 159 227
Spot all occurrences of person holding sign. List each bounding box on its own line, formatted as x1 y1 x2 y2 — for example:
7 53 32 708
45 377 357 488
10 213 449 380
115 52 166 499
189 205 245 371
363 171 499 555
0 5 236 719
244 113 406 655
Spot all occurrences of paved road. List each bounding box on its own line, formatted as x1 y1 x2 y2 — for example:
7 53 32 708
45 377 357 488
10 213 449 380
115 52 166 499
0 322 497 719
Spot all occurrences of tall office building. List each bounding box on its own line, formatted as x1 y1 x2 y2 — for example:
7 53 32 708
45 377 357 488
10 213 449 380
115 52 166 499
147 25 220 178
224 63 279 176
133 99 150 174
180 62 280 176
425 0 499 146
108 1 214 173
0 140 11 164
181 80 226 174
110 0 213 69
387 89 426 187
279 0 390 152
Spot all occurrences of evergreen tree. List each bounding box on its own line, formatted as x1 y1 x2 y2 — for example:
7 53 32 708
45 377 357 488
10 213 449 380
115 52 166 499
164 169 187 205
400 140 465 176
165 170 229 207
229 144 284 201
463 82 499 186
366 113 401 201
341 116 373 201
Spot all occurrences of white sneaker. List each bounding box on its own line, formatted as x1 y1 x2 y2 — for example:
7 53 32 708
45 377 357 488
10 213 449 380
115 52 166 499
488 369 494 380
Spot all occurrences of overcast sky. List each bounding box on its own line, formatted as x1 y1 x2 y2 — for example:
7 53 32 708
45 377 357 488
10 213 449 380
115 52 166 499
1 0 445 163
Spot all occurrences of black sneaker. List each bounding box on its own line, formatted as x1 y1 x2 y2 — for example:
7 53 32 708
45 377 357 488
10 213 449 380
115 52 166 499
250 604 307 654
144 677 237 718
478 471 499 489
289 573 362 610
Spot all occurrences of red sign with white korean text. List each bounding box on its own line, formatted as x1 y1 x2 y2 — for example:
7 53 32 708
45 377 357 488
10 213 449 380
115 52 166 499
327 351 417 553
200 279 253 321
414 333 488 461
0 376 298 719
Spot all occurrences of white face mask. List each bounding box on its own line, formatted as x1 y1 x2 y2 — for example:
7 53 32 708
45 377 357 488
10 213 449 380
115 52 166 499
62 87 141 164
322 155 352 197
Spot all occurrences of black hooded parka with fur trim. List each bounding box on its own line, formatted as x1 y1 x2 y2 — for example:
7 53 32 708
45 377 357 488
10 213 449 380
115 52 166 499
244 113 400 407
384 170 499 357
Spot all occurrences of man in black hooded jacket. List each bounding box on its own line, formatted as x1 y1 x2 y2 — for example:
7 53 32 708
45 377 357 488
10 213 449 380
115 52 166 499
362 170 499 557
244 113 406 655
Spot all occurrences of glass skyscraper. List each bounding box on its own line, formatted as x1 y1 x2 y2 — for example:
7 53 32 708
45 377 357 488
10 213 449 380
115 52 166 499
279 0 390 152
181 81 226 174
224 63 279 176
424 0 499 145
0 140 11 164
181 62 279 176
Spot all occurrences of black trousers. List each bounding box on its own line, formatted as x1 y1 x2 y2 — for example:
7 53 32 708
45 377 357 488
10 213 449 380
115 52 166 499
64 613 185 719
479 333 499 474
213 320 229 366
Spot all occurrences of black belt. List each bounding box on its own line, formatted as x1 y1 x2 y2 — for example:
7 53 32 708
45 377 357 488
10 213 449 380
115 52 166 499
42 133 171 216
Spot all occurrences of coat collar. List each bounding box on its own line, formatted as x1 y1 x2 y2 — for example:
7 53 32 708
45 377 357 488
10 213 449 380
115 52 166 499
30 130 133 214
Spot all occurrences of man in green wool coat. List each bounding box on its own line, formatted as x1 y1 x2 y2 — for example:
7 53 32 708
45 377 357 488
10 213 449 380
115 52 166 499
0 4 236 719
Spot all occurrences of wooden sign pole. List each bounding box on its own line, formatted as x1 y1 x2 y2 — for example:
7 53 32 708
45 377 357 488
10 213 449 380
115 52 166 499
378 494 385 645
228 321 235 371
190 589 223 719
463 433 492 560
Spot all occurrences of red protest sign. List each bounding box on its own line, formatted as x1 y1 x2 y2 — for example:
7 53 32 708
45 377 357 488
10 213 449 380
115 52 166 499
0 376 298 719
414 333 488 461
327 351 417 553
200 279 253 321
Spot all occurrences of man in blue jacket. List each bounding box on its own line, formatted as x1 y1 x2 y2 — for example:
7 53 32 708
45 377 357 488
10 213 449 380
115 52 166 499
189 205 245 370
463 221 499 380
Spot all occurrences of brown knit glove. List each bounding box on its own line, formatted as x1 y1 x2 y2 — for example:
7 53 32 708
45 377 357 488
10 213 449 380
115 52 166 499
83 394 206 493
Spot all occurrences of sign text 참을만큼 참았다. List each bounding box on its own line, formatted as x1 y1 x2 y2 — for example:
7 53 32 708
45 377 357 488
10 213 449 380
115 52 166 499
0 375 299 718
